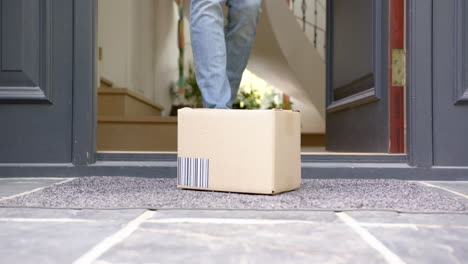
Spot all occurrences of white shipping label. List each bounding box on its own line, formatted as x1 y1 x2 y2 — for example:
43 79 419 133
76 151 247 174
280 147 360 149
177 157 210 188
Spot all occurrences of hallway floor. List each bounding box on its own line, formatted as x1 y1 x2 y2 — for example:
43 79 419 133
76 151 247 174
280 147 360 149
0 178 468 263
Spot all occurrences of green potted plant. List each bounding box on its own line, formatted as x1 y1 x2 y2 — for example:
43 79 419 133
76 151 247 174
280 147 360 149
183 65 203 108
169 64 203 116
233 89 262 109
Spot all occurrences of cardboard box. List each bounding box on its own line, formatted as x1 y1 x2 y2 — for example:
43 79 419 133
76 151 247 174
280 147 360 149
177 108 301 195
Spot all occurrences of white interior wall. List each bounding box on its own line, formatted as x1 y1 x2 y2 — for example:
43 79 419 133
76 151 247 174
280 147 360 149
128 0 156 101
97 0 131 89
153 1 192 116
98 0 186 115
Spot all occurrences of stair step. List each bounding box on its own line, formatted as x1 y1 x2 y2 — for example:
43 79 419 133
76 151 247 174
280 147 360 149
97 116 177 152
98 87 164 117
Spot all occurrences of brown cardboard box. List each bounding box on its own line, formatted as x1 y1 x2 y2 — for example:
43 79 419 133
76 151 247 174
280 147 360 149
177 108 301 195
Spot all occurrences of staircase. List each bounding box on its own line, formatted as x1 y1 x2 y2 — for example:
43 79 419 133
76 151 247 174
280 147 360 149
97 79 178 152
249 0 326 133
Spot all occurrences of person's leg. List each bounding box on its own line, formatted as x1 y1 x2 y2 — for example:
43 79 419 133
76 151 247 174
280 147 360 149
190 0 231 109
225 0 262 107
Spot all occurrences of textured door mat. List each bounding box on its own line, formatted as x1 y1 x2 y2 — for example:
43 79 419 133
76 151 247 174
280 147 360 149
1 177 467 212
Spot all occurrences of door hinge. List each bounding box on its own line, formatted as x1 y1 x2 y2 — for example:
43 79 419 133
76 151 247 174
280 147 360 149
392 49 406 87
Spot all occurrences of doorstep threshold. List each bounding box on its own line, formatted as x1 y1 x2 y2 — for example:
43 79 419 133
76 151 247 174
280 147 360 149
96 152 407 164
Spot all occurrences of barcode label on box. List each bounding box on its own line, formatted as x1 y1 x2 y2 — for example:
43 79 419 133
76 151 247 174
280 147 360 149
177 157 210 188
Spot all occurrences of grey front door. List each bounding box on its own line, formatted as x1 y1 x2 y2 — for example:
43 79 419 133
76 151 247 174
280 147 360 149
0 0 74 163
325 0 390 153
432 0 468 166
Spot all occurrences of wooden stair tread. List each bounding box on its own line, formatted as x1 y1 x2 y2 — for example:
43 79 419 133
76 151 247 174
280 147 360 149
98 115 177 124
98 87 164 111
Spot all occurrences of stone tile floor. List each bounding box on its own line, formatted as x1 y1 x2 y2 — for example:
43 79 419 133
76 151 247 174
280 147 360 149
0 178 467 264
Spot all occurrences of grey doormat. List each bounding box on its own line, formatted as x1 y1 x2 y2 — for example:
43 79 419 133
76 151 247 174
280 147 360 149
1 177 467 212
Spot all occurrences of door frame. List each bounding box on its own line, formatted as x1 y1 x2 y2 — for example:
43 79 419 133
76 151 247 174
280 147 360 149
2 0 467 180
72 0 96 166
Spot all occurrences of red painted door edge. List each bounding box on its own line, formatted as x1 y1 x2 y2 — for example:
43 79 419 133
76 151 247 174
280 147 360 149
389 0 405 153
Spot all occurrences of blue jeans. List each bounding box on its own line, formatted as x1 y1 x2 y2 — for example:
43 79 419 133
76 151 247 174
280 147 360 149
190 0 262 108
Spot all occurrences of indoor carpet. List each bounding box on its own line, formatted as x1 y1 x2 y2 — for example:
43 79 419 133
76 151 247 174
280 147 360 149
1 177 467 213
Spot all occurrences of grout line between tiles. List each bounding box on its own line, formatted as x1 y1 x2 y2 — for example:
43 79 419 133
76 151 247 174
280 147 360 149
72 210 155 264
419 182 468 199
0 178 76 202
336 212 407 264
